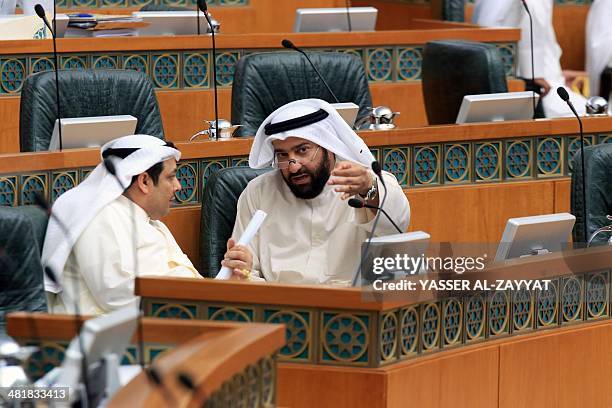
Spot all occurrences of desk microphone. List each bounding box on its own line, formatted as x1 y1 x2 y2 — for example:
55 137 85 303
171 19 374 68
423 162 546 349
34 4 63 150
33 192 91 405
281 39 340 103
351 162 390 286
557 87 588 243
348 198 402 233
520 0 537 119
198 0 219 141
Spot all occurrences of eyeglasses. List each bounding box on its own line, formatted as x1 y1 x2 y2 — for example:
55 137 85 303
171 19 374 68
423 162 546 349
274 145 320 169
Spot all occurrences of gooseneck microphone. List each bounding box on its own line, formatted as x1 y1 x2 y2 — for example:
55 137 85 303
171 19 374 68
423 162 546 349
348 198 402 234
198 0 219 141
281 39 341 103
520 0 537 119
34 4 63 150
33 192 91 405
345 0 352 32
557 87 588 243
351 162 390 286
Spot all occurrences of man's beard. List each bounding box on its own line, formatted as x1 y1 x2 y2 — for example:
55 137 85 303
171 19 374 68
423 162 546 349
283 151 330 199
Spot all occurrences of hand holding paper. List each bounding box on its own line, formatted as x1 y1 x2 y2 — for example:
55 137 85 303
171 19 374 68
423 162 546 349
216 210 267 280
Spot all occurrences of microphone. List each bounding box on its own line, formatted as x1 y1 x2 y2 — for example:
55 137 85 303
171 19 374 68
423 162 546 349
33 192 91 405
34 4 63 150
198 0 219 141
345 0 352 32
351 162 390 286
520 0 537 119
102 158 148 373
348 198 403 234
557 87 588 243
281 39 341 103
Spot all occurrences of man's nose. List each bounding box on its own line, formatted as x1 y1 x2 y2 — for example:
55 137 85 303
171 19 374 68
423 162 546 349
287 159 302 172
173 177 181 192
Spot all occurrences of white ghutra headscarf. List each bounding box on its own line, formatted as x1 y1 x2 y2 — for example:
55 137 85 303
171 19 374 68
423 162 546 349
249 99 375 169
42 135 180 294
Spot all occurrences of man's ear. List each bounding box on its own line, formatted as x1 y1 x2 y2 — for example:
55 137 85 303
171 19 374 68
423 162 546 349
136 172 152 194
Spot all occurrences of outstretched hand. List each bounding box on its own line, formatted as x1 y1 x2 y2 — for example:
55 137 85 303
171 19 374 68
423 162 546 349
327 161 373 200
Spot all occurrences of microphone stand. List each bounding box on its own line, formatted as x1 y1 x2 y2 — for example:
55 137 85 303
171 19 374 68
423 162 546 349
345 0 352 32
198 0 219 141
520 0 537 119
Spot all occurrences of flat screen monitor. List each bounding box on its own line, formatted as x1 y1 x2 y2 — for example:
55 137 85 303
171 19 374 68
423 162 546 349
494 213 576 262
132 11 210 36
49 115 137 151
355 231 431 286
456 91 540 124
56 305 139 404
331 102 359 127
293 7 377 33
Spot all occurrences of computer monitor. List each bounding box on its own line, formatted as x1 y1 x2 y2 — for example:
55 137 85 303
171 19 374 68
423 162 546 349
356 231 431 286
49 115 137 151
293 7 377 33
455 91 540 124
132 11 210 36
331 102 359 127
56 305 139 405
494 213 576 262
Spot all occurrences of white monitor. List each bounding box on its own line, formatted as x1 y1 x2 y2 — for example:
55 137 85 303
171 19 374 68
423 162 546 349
331 102 359 127
56 305 139 404
293 7 377 33
49 115 137 151
132 11 209 36
494 213 576 262
355 231 431 286
456 91 540 124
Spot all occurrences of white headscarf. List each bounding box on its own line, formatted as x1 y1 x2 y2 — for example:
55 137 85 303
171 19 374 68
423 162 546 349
249 99 375 169
42 135 180 293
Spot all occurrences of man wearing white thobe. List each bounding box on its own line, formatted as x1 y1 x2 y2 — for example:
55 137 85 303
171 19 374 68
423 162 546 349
586 0 612 98
42 135 200 315
473 0 587 117
222 99 411 284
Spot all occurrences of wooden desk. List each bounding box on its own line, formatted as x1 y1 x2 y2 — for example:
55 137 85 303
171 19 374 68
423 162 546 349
0 24 520 153
1 116 610 265
135 246 612 407
6 314 285 407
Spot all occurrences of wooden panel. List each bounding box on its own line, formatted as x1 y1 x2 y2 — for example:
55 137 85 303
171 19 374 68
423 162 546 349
386 346 498 408
163 206 202 269
554 178 571 213
278 364 387 408
553 5 589 71
352 1 434 30
0 97 20 153
499 322 612 408
406 180 556 243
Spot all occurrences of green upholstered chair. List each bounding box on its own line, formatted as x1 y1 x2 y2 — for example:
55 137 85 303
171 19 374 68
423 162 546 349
231 51 372 137
0 206 48 336
422 40 508 125
200 167 271 278
571 143 612 245
19 69 164 152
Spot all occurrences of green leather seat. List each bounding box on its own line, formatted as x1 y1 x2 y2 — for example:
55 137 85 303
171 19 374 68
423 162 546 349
19 69 164 152
200 167 270 277
571 143 612 245
0 206 48 336
422 40 508 125
231 51 372 137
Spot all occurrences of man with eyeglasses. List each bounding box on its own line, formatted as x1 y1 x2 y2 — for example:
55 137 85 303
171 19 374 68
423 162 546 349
222 99 411 284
